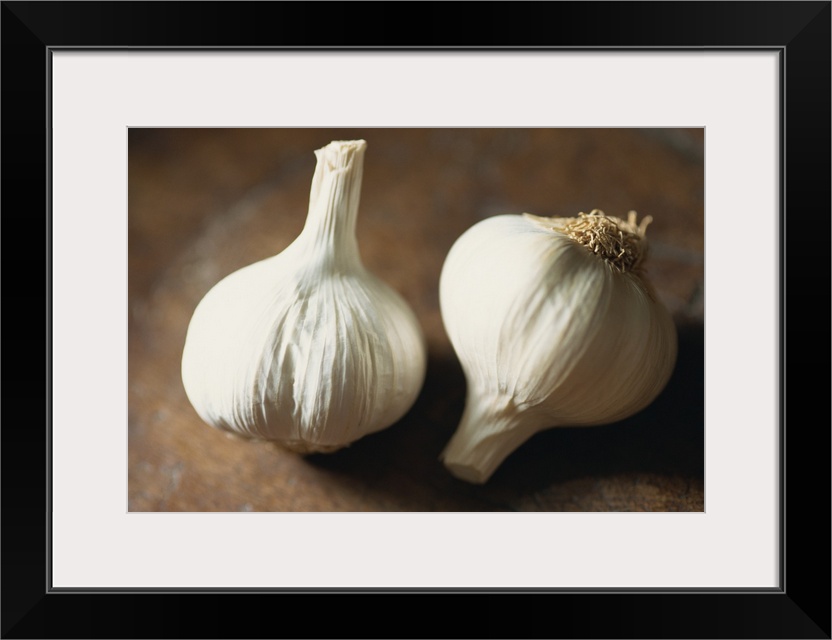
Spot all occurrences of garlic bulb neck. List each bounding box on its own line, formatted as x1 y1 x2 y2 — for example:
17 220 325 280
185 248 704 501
299 140 365 270
440 396 545 484
524 209 652 273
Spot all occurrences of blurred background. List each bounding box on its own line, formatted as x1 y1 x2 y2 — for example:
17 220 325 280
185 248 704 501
128 128 704 512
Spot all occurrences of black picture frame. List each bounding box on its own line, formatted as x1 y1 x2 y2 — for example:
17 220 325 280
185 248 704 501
2 2 829 638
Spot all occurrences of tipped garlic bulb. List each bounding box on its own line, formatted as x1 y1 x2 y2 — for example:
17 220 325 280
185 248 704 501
439 210 677 483
181 140 427 453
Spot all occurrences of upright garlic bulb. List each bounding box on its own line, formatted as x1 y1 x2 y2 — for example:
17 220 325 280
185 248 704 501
181 140 427 453
439 210 677 483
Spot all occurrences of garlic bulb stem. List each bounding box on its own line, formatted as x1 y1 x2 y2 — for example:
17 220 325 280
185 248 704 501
300 140 364 268
440 397 544 484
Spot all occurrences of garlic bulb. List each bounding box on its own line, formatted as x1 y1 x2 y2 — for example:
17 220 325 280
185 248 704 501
181 140 427 453
439 210 677 483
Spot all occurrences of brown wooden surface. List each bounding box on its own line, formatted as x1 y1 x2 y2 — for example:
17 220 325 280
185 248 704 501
128 128 704 512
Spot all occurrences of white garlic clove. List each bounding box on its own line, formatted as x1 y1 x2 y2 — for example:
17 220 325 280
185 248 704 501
181 140 427 453
439 210 678 483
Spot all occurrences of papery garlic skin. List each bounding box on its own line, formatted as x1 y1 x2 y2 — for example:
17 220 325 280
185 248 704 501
181 140 427 453
439 211 677 483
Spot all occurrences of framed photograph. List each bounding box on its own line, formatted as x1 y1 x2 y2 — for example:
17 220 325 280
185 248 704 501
3 2 829 638
128 125 705 511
